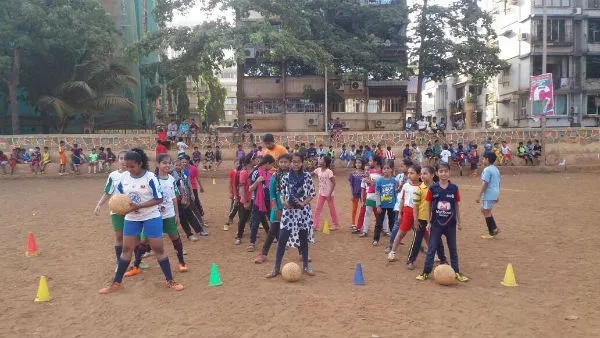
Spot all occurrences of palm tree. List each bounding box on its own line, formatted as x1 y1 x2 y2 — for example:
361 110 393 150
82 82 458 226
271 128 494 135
38 61 138 133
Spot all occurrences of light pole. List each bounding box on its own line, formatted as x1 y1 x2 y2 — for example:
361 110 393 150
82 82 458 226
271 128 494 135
324 65 328 133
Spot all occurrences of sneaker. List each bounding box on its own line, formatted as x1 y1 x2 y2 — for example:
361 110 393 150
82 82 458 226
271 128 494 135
434 254 441 262
493 228 500 236
234 238 241 245
189 235 200 242
223 224 230 231
178 263 188 272
303 267 316 276
383 232 391 237
254 253 266 264
166 280 184 291
387 251 397 262
247 244 255 252
138 262 150 270
350 224 356 229
481 234 495 239
266 270 280 279
199 231 209 237
358 232 367 238
98 281 124 294
407 262 416 270
259 224 264 229
330 225 340 231
142 250 153 258
124 267 141 277
352 228 361 234
372 240 379 246
384 245 392 254
416 273 429 281
456 273 470 282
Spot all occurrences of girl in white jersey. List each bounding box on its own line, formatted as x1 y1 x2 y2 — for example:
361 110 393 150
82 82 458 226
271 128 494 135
124 153 188 277
99 148 184 294
94 151 128 269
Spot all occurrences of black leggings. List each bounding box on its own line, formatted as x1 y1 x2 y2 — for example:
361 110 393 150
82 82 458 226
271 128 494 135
237 204 251 239
227 199 238 223
262 221 302 256
192 189 204 216
178 202 204 237
274 228 309 271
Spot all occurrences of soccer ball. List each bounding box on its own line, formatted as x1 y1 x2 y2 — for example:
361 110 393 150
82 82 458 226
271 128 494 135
281 262 302 282
433 264 457 286
108 194 132 215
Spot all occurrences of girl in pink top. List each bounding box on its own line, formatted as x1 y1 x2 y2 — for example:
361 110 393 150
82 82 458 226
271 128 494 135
312 156 340 230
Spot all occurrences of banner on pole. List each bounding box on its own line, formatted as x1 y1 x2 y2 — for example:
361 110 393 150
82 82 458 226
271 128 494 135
529 73 554 117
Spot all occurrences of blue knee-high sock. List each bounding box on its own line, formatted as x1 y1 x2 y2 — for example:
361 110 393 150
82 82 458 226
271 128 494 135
133 244 147 268
172 238 185 265
158 257 174 281
114 245 123 264
114 258 131 283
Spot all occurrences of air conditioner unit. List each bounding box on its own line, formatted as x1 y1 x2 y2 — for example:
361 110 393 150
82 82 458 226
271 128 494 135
373 120 384 129
350 81 364 91
308 118 319 126
575 7 582 15
518 32 528 41
244 48 255 59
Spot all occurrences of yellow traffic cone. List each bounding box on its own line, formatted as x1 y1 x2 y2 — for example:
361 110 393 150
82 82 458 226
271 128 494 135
212 178 216 185
34 276 51 302
323 221 330 235
501 263 518 287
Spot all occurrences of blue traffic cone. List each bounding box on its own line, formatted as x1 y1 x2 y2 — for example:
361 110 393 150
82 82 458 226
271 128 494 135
353 263 365 285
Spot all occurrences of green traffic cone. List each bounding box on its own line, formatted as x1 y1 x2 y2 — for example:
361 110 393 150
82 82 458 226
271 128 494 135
209 263 222 286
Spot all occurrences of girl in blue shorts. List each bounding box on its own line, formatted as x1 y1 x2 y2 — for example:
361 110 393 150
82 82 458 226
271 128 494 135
99 148 184 294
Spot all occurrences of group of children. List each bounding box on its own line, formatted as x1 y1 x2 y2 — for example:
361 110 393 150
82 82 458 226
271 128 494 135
1 142 118 175
156 138 224 171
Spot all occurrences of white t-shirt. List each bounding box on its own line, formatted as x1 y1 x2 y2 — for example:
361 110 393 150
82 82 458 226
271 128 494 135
399 182 419 209
366 171 383 201
104 170 125 215
440 149 452 163
417 120 428 130
117 171 163 221
157 174 179 219
177 141 188 154
394 173 405 210
501 144 512 155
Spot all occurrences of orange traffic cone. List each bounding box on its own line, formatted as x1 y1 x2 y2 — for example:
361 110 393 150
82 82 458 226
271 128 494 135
26 232 38 257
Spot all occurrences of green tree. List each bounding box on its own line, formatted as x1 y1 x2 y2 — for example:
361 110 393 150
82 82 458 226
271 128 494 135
411 0 506 119
38 61 137 133
0 0 119 134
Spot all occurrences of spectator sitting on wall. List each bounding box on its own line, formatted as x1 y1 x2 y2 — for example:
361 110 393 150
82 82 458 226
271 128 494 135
242 121 253 143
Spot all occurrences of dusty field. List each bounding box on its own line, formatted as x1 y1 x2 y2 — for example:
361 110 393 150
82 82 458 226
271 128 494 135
1 170 599 337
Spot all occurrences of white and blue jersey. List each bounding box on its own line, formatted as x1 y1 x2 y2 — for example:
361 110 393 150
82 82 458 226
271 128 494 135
117 170 163 221
104 170 124 215
157 174 180 219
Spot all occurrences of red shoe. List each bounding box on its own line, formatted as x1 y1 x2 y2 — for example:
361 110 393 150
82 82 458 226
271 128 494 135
166 280 184 291
124 267 141 277
98 282 124 294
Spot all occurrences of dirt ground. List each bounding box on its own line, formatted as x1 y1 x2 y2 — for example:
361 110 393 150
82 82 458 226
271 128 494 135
1 169 599 338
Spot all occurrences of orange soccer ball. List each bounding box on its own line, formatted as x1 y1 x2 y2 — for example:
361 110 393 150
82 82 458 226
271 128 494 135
281 262 302 282
433 264 457 286
108 194 131 215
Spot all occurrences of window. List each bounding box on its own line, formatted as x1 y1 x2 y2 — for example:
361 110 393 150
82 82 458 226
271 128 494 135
286 99 323 113
518 95 528 118
587 56 600 79
533 19 570 43
589 0 600 9
535 0 570 6
455 86 465 100
407 93 416 102
587 96 600 114
245 100 283 114
501 68 510 87
555 95 567 115
589 20 600 43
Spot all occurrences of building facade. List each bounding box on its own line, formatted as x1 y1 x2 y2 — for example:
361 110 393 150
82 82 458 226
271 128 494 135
495 0 600 128
238 1 408 132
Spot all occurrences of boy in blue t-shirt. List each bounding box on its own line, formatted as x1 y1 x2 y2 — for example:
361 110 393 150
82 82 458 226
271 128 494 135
375 163 397 246
477 152 501 239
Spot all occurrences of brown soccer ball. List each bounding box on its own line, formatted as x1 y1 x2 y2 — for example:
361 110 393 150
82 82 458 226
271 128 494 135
281 262 302 282
108 194 131 215
433 264 457 286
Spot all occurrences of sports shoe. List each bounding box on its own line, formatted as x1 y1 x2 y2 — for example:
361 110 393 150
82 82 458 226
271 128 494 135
406 262 416 270
358 232 367 238
139 262 150 269
247 243 255 252
387 251 397 262
434 253 440 262
223 223 230 231
384 245 392 254
350 224 356 229
166 280 184 291
481 234 495 239
124 266 141 277
178 263 188 272
372 240 379 246
352 228 361 234
99 281 124 294
493 228 500 236
199 231 209 236
416 273 429 281
234 238 241 245
456 273 470 282
254 253 266 264
189 235 200 242
259 224 264 229
383 231 391 237
142 250 153 258
303 267 316 276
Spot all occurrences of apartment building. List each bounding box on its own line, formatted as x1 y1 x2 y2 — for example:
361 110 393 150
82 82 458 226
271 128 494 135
496 0 600 127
